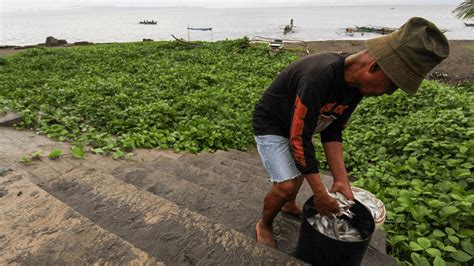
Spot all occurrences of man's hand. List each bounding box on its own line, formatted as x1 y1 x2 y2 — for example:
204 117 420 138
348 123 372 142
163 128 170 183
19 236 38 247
303 173 340 216
330 180 354 201
314 192 339 216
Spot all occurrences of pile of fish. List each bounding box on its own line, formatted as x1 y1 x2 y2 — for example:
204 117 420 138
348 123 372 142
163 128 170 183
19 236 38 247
352 187 386 225
307 192 363 242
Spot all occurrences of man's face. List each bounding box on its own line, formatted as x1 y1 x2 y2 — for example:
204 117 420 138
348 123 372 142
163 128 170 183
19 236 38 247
358 63 398 97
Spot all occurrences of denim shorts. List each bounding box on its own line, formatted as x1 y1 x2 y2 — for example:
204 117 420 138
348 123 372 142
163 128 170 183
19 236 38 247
255 135 301 183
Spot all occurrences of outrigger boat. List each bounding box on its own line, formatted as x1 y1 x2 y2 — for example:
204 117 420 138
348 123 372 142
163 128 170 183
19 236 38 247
342 24 449 37
139 20 157 25
250 36 309 55
282 18 296 34
345 25 396 35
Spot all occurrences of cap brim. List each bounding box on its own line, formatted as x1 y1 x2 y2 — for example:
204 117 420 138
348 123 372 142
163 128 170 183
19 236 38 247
366 36 423 95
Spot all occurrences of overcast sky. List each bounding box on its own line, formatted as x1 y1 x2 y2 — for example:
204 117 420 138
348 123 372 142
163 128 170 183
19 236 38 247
1 0 460 10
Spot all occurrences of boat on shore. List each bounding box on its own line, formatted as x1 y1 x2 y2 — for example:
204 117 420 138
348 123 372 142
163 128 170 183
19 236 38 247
345 25 396 35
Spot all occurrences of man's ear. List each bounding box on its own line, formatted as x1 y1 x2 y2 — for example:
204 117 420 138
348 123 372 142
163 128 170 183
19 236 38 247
368 61 382 73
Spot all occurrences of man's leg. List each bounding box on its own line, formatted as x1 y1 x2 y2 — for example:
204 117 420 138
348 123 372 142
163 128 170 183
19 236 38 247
256 176 302 247
281 175 304 215
253 135 302 247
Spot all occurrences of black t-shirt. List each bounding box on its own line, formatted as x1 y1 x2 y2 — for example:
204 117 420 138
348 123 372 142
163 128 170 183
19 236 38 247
252 53 363 174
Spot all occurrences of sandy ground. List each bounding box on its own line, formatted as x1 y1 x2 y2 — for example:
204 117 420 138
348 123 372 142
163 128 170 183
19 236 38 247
1 39 473 84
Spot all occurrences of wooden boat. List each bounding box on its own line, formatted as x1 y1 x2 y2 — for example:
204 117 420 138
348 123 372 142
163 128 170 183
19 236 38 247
283 25 293 34
355 26 396 35
250 36 309 55
464 22 474 27
283 19 295 34
139 20 157 25
344 25 396 35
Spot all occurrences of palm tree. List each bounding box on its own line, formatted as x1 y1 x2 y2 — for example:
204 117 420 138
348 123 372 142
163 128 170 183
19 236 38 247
452 0 474 20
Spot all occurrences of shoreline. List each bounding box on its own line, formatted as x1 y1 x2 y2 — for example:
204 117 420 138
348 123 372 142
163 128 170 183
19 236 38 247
1 39 473 85
2 38 474 48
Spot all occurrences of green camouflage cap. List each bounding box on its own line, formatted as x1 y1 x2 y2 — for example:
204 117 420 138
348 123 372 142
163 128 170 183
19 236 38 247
366 17 449 95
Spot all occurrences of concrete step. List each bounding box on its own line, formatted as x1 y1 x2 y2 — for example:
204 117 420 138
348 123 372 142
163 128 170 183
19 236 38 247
110 163 302 255
0 172 161 265
21 159 304 265
152 156 271 207
215 149 265 169
198 150 269 178
0 110 22 127
1 127 394 265
177 152 322 206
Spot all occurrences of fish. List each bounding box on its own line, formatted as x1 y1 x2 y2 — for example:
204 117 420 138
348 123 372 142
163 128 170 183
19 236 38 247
310 213 362 241
353 190 385 222
308 192 362 241
330 192 355 218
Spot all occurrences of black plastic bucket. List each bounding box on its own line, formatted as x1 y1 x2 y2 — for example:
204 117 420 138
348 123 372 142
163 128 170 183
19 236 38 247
295 196 375 266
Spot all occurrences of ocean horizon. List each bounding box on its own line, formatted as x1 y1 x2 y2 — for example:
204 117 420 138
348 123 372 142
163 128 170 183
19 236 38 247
1 4 473 46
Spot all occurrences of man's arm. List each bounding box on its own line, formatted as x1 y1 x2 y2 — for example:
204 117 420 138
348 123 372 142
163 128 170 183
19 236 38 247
289 82 340 216
323 141 354 200
303 173 339 216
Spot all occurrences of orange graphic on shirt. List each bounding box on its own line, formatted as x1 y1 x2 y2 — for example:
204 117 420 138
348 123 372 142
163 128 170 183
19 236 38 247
320 102 336 113
290 96 307 167
320 102 349 115
334 104 349 115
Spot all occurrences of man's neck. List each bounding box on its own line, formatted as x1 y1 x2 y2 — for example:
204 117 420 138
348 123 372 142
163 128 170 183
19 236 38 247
344 50 372 89
344 53 360 88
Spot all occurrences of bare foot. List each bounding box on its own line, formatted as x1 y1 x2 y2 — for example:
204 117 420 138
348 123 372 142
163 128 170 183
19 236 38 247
256 219 276 248
281 202 303 215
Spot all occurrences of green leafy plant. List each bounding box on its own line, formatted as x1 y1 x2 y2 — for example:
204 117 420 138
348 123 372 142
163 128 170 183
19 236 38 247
30 150 42 160
20 155 31 164
20 150 42 163
70 146 85 159
0 39 296 154
112 149 124 159
48 149 63 159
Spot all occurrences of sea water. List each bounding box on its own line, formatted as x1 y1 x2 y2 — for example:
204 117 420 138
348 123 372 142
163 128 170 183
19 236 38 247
1 5 472 46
